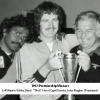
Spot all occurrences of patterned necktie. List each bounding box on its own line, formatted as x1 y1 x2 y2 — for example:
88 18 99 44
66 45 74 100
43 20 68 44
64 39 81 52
9 53 14 62
9 53 13 59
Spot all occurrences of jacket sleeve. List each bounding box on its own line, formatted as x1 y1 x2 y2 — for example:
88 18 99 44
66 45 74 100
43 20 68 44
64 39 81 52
77 64 100 82
14 51 46 83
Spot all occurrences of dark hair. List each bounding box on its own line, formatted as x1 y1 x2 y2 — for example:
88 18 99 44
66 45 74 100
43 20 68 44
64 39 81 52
27 1 66 41
75 11 100 27
0 14 35 43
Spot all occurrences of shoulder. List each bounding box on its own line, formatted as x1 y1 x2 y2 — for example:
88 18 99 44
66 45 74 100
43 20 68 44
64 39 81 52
64 34 79 47
19 42 35 52
61 34 79 51
18 42 44 56
0 47 5 55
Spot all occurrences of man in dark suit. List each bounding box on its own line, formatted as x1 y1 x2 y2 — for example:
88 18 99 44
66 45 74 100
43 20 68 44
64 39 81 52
0 14 34 100
71 11 100 100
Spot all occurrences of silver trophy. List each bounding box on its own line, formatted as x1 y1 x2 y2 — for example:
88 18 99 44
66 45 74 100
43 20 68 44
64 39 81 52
63 53 77 100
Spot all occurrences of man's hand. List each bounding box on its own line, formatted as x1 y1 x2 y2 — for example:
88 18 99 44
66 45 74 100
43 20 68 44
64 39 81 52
77 50 91 72
39 51 63 78
47 51 63 70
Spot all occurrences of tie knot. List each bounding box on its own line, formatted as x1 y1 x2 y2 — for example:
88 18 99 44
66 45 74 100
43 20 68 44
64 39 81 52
9 53 14 59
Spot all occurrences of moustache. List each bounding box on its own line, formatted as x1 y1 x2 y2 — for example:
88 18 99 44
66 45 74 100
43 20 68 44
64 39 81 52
46 27 56 30
11 42 22 48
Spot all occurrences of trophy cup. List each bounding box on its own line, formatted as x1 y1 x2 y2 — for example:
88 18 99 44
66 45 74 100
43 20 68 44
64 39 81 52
63 53 77 100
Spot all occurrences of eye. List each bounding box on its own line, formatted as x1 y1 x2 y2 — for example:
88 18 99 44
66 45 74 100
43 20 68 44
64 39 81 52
86 29 93 34
76 30 82 34
22 37 27 41
53 18 58 21
20 35 28 41
16 32 20 35
41 19 48 23
75 30 82 37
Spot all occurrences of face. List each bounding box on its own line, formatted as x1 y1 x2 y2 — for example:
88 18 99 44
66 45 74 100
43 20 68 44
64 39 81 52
75 18 100 51
40 13 59 41
4 26 29 53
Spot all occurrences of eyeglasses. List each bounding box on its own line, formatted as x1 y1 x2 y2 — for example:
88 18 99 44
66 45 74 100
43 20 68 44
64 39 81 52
15 31 27 41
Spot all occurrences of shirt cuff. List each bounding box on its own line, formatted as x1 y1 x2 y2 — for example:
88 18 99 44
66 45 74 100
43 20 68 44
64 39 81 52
33 70 46 83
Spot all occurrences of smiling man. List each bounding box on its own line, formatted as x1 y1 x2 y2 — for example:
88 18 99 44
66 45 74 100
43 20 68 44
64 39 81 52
11 1 79 100
71 11 100 100
0 14 34 100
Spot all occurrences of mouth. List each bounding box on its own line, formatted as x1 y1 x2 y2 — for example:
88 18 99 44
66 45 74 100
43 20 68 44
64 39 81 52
12 42 21 48
46 27 55 31
81 42 88 48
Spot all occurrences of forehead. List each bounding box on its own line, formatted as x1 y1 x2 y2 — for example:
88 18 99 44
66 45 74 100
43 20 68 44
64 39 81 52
10 26 28 31
9 26 29 36
41 13 58 20
77 18 97 29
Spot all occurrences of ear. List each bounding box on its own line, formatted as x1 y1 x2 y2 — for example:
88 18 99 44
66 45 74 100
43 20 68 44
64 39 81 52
96 23 100 37
72 24 76 30
3 29 7 36
96 28 100 37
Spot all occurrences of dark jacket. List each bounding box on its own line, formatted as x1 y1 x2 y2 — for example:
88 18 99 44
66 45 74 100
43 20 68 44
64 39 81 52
71 45 100 100
0 47 20 100
0 47 12 79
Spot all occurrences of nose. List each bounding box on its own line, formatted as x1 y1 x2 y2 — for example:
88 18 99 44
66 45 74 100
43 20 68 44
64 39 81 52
81 32 86 39
49 21 54 28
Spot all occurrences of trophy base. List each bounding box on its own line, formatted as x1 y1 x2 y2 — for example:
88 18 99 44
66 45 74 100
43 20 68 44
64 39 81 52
63 95 76 100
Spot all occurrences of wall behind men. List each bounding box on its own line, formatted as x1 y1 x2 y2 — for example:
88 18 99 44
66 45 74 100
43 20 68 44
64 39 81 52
0 0 100 27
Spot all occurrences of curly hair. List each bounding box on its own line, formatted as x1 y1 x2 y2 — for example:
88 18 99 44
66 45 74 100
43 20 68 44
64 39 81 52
27 1 66 41
0 14 35 43
75 11 100 27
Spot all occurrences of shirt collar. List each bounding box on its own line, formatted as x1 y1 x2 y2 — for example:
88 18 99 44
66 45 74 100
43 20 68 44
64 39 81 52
77 45 100 56
36 36 58 43
90 45 100 56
